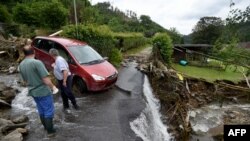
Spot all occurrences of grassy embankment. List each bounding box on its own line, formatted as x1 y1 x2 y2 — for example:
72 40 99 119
172 63 246 83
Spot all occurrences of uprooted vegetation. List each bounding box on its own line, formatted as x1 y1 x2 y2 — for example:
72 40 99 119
134 34 250 140
137 55 250 140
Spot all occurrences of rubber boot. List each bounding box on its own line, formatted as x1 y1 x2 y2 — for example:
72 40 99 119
73 103 79 110
39 116 46 130
44 118 56 137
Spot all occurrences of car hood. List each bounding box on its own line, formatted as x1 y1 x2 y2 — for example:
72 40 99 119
81 61 117 78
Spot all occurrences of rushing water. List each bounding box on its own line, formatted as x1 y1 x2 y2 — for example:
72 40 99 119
130 76 172 141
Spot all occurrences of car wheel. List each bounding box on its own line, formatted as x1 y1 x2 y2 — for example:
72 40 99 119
73 77 87 94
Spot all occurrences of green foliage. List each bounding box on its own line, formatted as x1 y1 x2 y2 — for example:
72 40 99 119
62 24 122 66
225 5 250 42
152 33 173 64
80 6 99 24
108 48 122 67
0 4 12 23
168 27 184 44
114 32 148 51
41 0 68 28
192 17 224 44
13 0 68 29
173 63 244 83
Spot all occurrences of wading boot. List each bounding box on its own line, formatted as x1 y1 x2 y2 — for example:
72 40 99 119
44 118 56 137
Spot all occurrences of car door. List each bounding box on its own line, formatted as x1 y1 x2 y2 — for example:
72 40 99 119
37 39 54 70
53 43 78 74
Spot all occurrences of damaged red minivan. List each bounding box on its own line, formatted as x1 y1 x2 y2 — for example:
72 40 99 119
31 36 118 93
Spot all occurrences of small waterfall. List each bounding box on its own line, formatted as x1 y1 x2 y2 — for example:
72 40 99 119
130 76 172 141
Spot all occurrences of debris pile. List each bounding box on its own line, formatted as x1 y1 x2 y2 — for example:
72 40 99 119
0 35 30 73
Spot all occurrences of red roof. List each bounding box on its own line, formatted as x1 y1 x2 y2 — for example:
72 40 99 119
35 36 87 47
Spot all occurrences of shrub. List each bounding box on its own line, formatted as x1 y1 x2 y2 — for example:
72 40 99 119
152 33 173 64
12 1 68 29
109 48 122 67
62 24 122 66
114 32 148 51
0 4 11 23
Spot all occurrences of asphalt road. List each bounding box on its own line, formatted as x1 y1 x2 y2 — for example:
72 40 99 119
23 61 146 141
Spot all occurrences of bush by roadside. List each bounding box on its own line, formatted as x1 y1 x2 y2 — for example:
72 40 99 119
114 32 148 52
62 24 122 66
152 33 173 65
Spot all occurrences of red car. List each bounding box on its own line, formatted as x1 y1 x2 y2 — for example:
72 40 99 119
31 36 118 92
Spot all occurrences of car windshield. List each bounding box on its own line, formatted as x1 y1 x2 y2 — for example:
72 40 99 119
68 45 104 65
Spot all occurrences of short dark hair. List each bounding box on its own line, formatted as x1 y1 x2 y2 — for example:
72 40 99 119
23 46 34 56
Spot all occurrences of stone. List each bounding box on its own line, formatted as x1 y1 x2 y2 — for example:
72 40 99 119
8 66 16 74
2 129 23 141
0 82 7 92
12 115 29 124
189 111 196 118
0 118 14 126
229 113 236 119
1 89 16 103
0 99 11 108
16 128 28 134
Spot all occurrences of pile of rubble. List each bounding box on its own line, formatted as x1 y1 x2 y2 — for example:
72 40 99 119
0 35 30 73
0 115 29 141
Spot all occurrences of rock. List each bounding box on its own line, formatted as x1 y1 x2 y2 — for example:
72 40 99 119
2 129 23 141
8 66 16 74
12 115 29 124
1 89 16 103
0 82 7 92
16 128 28 134
189 111 196 118
0 118 14 126
121 62 127 67
0 118 14 135
0 99 11 108
1 123 28 133
229 113 236 119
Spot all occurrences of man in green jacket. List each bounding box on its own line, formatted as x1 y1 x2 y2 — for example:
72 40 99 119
19 46 58 137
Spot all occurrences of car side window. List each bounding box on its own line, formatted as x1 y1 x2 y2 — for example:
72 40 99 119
53 43 70 62
33 39 42 49
39 40 53 53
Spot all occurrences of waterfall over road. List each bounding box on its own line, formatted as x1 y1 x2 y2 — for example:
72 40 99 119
130 76 172 141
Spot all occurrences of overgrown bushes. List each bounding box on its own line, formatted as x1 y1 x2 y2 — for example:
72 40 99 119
152 33 173 64
62 24 122 66
114 32 148 51
13 1 68 29
0 4 11 23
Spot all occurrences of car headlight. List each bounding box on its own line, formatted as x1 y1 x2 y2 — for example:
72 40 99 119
91 74 105 81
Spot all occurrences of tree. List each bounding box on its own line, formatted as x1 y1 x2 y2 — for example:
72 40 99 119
80 6 99 24
13 0 68 29
192 17 224 44
0 4 12 23
168 27 183 44
41 0 68 28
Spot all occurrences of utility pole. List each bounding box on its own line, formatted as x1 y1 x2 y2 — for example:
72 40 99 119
74 0 79 38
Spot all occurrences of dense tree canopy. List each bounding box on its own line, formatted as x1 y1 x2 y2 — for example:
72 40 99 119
192 17 224 44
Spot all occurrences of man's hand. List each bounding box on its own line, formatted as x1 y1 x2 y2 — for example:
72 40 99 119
63 81 67 87
52 86 59 94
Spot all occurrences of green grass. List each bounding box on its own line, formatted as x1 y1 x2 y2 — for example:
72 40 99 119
124 44 151 55
172 63 244 83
